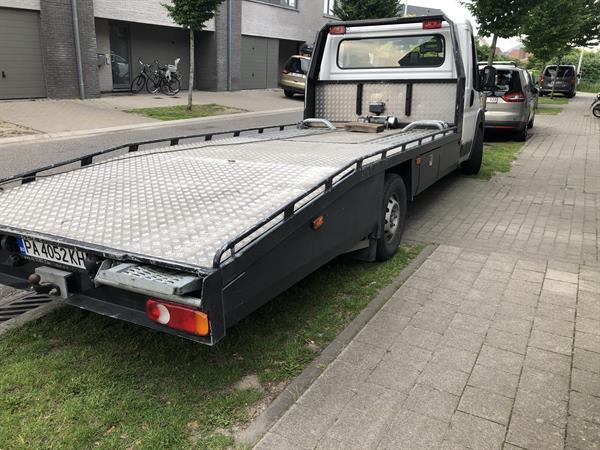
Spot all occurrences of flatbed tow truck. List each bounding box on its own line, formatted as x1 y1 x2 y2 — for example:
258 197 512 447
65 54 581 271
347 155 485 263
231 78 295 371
0 15 493 345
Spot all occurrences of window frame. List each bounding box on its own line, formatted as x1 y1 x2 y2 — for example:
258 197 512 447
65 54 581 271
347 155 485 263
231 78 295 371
336 33 446 70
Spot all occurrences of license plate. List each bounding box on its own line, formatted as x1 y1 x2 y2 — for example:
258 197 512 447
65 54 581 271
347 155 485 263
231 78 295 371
487 97 498 103
17 237 87 270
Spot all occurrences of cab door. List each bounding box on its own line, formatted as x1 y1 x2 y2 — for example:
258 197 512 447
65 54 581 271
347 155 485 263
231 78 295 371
459 24 482 160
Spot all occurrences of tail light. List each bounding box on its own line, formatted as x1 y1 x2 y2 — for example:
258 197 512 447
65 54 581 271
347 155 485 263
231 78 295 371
146 299 210 336
502 92 525 102
329 25 346 35
423 19 442 29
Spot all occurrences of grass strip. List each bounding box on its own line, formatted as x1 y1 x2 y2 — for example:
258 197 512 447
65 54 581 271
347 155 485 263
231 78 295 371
475 141 525 180
0 245 421 449
125 104 245 121
538 96 569 105
536 107 562 115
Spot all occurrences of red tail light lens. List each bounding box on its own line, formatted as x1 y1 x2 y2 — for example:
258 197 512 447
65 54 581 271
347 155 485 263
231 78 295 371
502 92 525 102
423 19 442 29
329 25 346 35
146 299 210 336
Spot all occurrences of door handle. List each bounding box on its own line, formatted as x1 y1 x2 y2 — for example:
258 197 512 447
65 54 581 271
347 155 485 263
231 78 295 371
1 71 5 79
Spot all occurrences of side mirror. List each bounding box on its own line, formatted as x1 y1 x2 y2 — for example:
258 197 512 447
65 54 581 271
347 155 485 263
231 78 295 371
480 65 497 94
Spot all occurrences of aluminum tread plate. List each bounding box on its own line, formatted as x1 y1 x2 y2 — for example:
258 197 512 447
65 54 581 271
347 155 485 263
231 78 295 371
0 128 451 270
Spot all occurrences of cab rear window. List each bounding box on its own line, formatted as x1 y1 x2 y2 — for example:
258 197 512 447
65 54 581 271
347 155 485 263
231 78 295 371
337 34 445 69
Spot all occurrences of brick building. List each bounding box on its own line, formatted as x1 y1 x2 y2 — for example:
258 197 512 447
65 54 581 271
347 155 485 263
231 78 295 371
0 0 332 99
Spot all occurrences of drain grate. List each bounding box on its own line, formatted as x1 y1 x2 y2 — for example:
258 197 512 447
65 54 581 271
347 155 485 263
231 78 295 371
0 292 53 323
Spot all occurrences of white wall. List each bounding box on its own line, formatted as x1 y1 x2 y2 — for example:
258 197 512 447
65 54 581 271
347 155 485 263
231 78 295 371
242 0 329 43
93 0 214 31
0 0 40 10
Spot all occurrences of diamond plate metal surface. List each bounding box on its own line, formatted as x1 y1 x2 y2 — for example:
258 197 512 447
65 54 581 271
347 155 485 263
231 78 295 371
0 128 451 270
315 82 457 124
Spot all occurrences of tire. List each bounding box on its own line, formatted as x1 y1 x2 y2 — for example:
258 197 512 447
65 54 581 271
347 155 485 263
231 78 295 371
515 124 528 142
147 75 160 94
375 175 407 261
131 75 146 94
592 104 600 118
284 90 294 98
460 124 484 175
161 75 181 96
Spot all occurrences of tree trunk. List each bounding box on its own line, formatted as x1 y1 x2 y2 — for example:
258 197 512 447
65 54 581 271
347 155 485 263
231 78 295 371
188 28 195 111
482 34 498 111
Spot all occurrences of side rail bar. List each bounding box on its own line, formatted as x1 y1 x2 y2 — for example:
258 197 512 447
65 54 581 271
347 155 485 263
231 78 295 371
213 126 457 268
0 123 298 188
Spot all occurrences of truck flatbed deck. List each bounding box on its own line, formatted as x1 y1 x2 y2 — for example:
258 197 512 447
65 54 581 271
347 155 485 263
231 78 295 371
0 127 452 272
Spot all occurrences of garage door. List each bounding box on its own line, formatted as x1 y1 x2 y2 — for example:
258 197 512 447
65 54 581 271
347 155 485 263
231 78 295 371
0 8 46 99
241 36 278 90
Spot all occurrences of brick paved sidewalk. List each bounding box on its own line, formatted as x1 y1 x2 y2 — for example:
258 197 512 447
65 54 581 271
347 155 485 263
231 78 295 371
255 96 600 449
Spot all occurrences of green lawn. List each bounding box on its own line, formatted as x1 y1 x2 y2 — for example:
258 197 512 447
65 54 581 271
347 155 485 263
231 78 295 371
538 96 569 105
536 107 563 115
126 104 245 121
0 245 420 449
476 141 525 180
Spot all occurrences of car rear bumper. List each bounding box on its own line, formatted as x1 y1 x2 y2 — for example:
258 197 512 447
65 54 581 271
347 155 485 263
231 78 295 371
279 79 305 94
540 85 574 94
484 120 526 131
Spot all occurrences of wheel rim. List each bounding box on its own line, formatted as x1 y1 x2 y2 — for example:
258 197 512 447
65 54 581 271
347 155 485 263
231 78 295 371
384 193 401 243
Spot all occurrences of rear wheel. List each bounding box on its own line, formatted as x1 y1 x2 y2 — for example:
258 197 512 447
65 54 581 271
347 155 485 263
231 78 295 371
515 124 528 142
131 74 146 94
592 104 600 118
376 175 407 261
284 90 294 98
460 124 484 175
147 75 160 94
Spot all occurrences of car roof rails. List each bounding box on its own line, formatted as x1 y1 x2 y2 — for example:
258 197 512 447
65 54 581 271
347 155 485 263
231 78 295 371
477 61 518 67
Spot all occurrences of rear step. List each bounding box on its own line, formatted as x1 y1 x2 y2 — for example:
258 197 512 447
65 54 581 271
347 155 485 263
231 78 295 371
94 261 202 298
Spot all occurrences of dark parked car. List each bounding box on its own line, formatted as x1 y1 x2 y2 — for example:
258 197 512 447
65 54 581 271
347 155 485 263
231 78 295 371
540 64 577 97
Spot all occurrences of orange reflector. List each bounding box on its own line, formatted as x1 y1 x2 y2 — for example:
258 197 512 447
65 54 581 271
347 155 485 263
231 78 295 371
415 157 422 166
146 299 210 336
312 215 325 230
329 25 347 35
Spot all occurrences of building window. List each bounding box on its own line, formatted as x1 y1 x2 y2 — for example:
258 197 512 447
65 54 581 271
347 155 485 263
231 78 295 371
324 0 336 15
259 0 297 8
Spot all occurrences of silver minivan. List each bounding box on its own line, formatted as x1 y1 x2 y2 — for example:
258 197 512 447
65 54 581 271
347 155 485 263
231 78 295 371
480 64 538 141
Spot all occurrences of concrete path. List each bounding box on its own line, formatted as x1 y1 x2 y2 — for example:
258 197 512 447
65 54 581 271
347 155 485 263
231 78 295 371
255 95 600 449
0 89 301 134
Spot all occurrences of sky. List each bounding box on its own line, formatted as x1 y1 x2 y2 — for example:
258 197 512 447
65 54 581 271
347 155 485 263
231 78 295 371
408 0 523 52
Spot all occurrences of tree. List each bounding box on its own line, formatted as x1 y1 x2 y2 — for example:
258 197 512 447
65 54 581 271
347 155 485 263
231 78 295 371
522 0 600 96
462 0 538 65
163 0 225 111
333 0 400 21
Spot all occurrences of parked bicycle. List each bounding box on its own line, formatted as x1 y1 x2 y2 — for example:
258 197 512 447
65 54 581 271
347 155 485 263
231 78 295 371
130 58 157 94
147 58 181 96
591 92 600 118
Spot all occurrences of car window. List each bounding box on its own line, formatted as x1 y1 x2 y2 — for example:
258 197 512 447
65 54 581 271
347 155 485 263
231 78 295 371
338 34 445 69
544 66 574 78
492 69 522 95
285 57 309 75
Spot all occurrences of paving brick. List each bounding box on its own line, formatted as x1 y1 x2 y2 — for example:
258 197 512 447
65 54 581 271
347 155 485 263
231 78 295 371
519 366 570 402
353 311 410 348
272 405 336 449
405 384 460 421
326 405 394 449
485 328 529 355
535 302 575 322
386 341 433 371
458 299 497 320
566 415 600 450
378 409 449 450
410 310 454 334
547 260 579 274
576 331 600 353
368 356 421 394
572 368 600 397
441 326 486 353
543 279 579 297
529 329 573 356
573 347 600 374
445 411 505 450
496 302 536 321
422 299 460 317
546 269 580 284
539 289 578 307
506 413 565 450
477 345 524 376
513 389 568 428
473 278 509 296
524 347 572 377
512 268 545 283
418 362 470 396
502 287 540 307
491 316 532 336
533 316 575 338
458 386 513 425
255 432 305 450
576 318 600 336
450 313 492 336
507 279 542 295
397 325 443 351
570 391 600 425
479 268 512 283
430 346 478 374
515 259 547 273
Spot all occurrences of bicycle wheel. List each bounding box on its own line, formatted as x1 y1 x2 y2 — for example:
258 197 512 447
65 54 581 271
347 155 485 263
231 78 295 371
131 74 146 94
161 78 181 96
147 74 161 94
